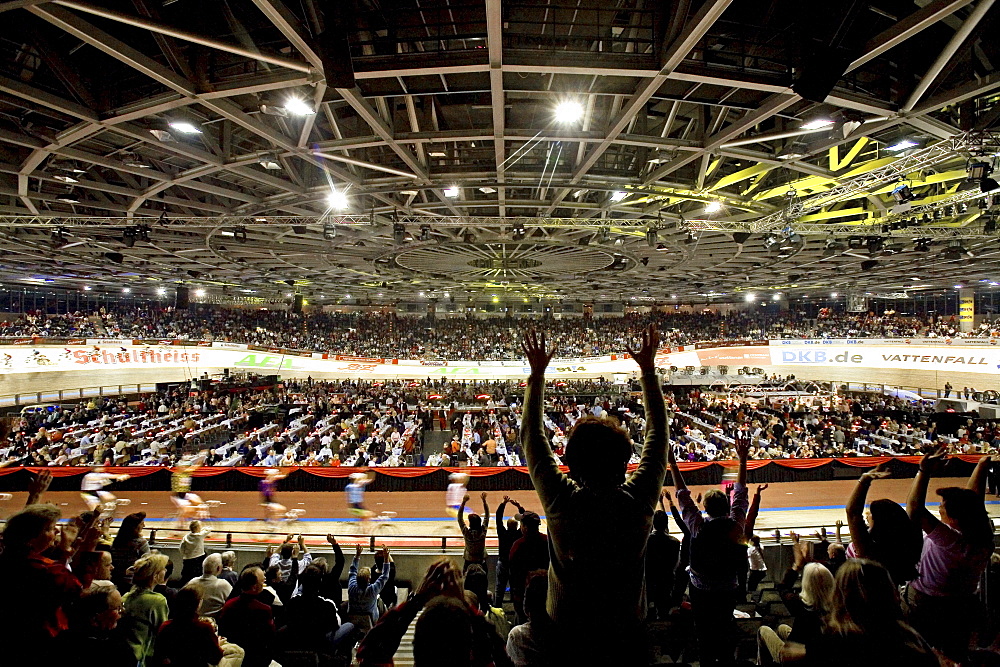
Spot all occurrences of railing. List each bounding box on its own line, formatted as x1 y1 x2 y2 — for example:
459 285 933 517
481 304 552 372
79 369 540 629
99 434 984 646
0 383 159 409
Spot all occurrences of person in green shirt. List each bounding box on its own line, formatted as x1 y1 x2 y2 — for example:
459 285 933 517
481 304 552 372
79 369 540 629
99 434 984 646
121 553 169 665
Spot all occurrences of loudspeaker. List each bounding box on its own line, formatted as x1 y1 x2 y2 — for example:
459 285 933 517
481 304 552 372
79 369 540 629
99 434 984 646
104 251 124 264
860 259 879 271
732 232 751 245
176 286 190 309
292 294 304 314
318 11 356 88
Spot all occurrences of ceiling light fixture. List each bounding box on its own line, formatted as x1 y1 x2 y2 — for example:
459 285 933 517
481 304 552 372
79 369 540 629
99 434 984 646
195 288 206 297
283 97 316 115
800 118 834 130
705 200 723 213
168 120 202 134
444 186 460 198
326 189 349 210
554 100 585 124
609 190 628 202
260 157 281 170
53 174 78 184
885 139 918 152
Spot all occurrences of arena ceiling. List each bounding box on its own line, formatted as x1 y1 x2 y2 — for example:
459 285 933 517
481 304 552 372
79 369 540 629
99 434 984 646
0 0 998 306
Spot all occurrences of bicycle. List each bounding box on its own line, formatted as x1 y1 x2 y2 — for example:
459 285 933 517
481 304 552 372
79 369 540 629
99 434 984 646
248 504 306 541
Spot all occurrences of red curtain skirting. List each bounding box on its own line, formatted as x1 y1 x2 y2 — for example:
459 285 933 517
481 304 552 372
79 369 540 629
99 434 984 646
0 455 982 478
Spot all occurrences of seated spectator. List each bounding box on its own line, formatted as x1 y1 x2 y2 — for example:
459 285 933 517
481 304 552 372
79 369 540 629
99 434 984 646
463 564 510 641
347 544 393 623
179 520 211 584
219 550 239 588
808 559 937 667
77 549 114 590
183 552 233 616
0 503 83 655
521 326 665 665
506 570 553 667
905 450 995 662
153 586 224 667
54 582 134 667
218 566 275 667
758 533 835 665
845 466 922 585
356 558 504 667
121 553 170 666
458 492 490 571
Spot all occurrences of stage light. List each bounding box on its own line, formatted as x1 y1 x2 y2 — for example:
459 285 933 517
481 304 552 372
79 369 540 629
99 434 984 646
284 97 316 115
968 161 993 181
168 121 202 134
83 285 91 291
419 224 431 241
745 293 756 302
885 139 917 152
646 229 658 247
326 189 349 210
891 183 915 203
122 287 131 293
444 186 460 198
156 287 166 296
609 191 628 202
53 174 78 184
801 118 834 130
705 201 723 213
554 100 584 124
393 223 406 243
512 222 525 241
195 288 206 297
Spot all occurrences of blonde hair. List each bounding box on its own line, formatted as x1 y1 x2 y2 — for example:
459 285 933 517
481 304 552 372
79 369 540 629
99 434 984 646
130 553 169 590
800 562 835 613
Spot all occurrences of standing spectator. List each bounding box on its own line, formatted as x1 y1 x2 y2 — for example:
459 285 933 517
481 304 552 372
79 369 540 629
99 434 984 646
120 553 170 666
0 503 82 654
347 544 393 623
178 520 211 584
495 495 524 605
316 534 347 605
944 382 953 398
747 534 768 600
669 429 750 667
265 533 312 582
645 508 681 620
218 566 275 667
77 549 115 590
457 492 490 571
905 450 995 662
111 512 150 592
183 552 233 616
153 587 224 667
845 466 922 585
521 326 666 665
508 511 549 624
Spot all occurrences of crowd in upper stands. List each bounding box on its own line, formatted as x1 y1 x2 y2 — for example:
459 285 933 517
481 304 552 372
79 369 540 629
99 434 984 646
2 327 999 667
4 370 1000 469
1 306 999 360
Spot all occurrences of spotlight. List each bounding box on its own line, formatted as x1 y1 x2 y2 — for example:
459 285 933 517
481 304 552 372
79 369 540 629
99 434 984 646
122 227 137 248
554 100 584 124
168 120 202 134
156 287 166 296
985 215 997 234
968 161 993 182
598 227 611 243
886 139 918 152
800 118 834 130
913 239 931 252
444 186 460 198
419 224 431 242
323 222 337 240
512 222 526 241
393 223 406 243
136 224 151 242
51 228 68 249
259 157 282 170
646 229 658 247
195 288 206 297
292 225 309 235
283 97 316 115
866 237 884 255
326 189 349 210
233 226 247 243
891 183 916 203
705 201 722 213
609 191 628 202
823 238 847 257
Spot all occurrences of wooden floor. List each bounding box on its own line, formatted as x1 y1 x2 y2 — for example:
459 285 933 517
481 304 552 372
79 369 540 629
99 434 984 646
11 477 997 548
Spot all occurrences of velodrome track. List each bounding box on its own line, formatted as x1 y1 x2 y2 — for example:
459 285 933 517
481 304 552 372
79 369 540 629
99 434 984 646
10 477 1000 549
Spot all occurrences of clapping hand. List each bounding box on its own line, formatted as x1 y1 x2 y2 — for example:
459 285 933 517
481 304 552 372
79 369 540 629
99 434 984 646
920 445 948 474
355 544 363 559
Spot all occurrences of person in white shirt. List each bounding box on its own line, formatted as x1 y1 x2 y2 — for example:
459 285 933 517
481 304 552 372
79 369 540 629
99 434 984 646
746 534 768 601
80 466 129 513
183 553 232 616
179 519 212 583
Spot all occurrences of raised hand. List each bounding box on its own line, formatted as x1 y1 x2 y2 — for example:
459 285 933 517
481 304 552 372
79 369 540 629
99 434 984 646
462 493 470 504
521 329 555 376
626 323 660 373
920 445 948 474
26 469 52 505
480 492 488 503
355 544 363 559
756 483 769 494
502 495 510 504
860 463 891 482
326 533 337 545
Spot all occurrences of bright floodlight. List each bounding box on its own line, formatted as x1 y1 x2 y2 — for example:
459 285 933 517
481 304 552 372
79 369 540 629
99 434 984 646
801 118 834 130
444 186 460 198
745 293 755 302
284 97 316 115
886 139 918 152
554 100 584 124
156 287 166 296
610 190 628 202
705 200 723 213
195 288 206 297
122 287 131 294
327 190 349 210
168 121 202 134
